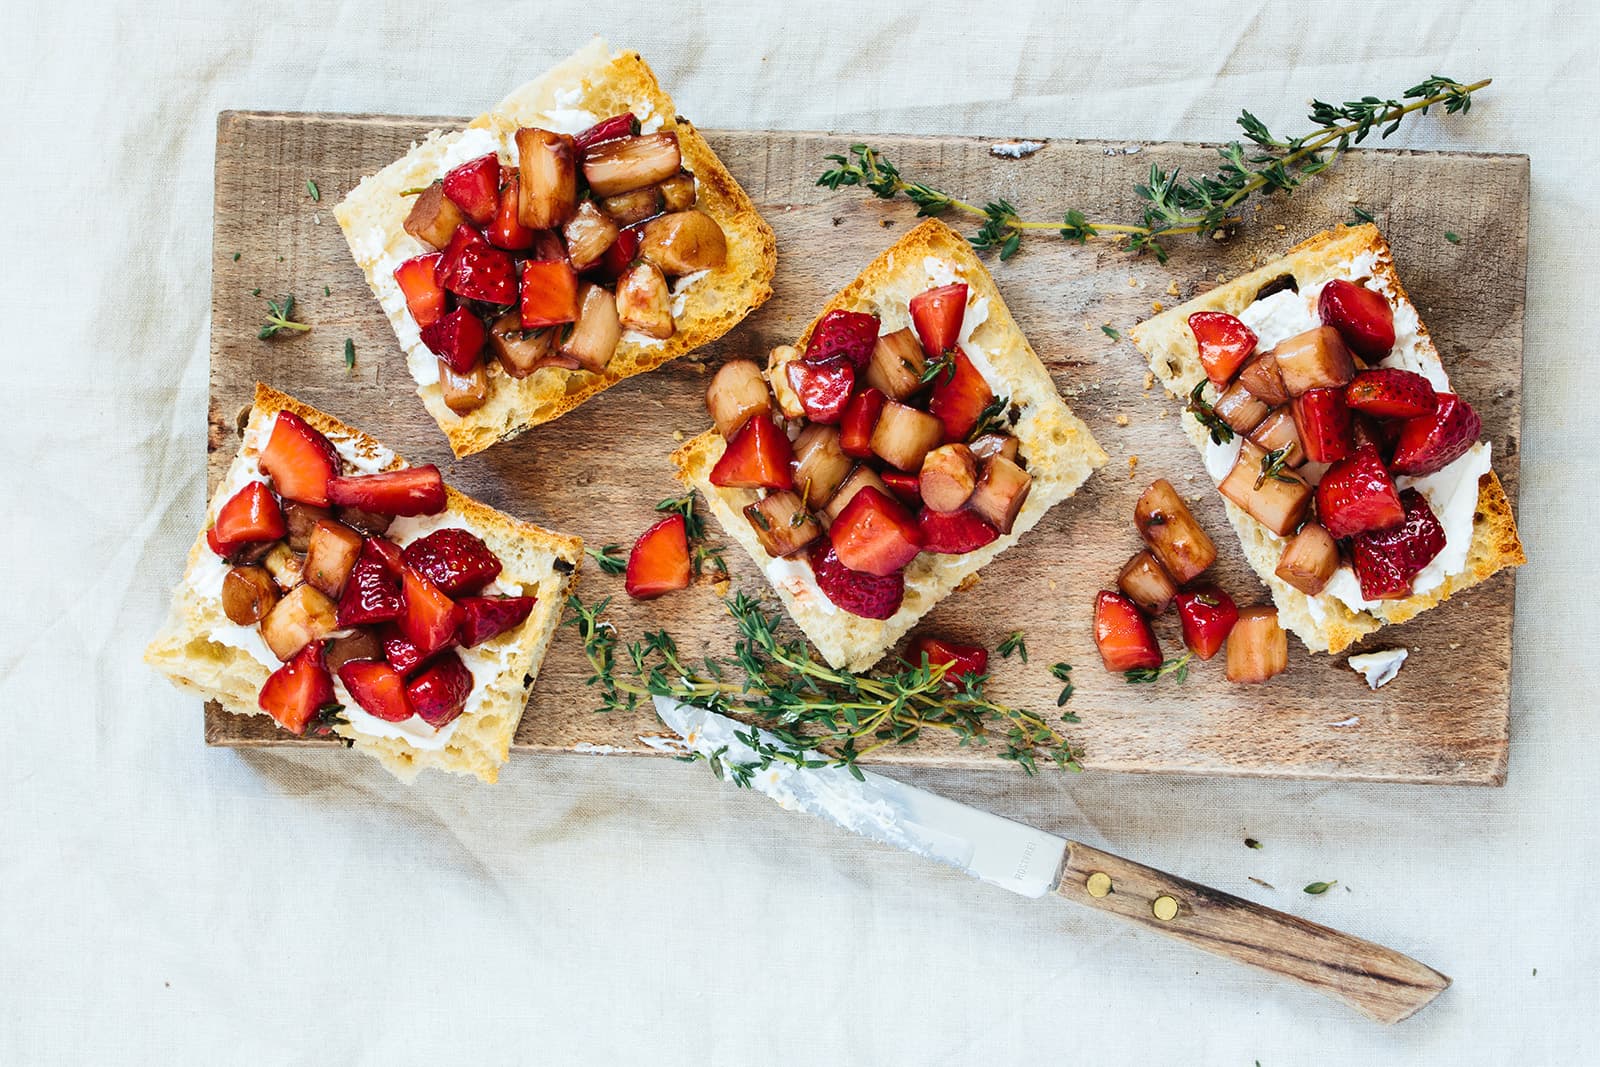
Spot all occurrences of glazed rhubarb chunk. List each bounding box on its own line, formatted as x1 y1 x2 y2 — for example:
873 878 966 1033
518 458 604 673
562 200 621 272
1271 326 1355 397
403 183 467 249
1134 479 1216 582
221 565 279 626
744 490 822 558
865 327 927 401
515 128 578 229
1247 408 1305 469
582 132 682 198
1225 606 1288 684
261 584 340 662
918 444 978 514
1117 549 1178 616
1213 380 1271 435
790 424 853 506
1218 442 1313 537
302 519 364 599
489 311 568 379
560 283 622 373
870 400 944 473
968 455 1032 535
1275 522 1339 596
615 261 674 339
639 209 727 275
822 466 891 524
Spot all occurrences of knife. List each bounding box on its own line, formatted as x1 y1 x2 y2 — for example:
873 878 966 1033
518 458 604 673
651 696 1449 1025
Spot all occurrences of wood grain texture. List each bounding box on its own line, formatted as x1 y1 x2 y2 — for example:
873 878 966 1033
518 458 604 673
1059 840 1450 1023
204 111 1527 784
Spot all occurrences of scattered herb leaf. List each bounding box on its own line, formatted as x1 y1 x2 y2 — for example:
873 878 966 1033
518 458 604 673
258 295 311 340
1187 380 1234 445
1245 837 1263 850
343 338 355 369
1050 662 1075 707
306 179 320 202
232 252 240 262
998 631 1028 663
1349 204 1377 225
1101 324 1121 341
1445 230 1461 244
585 544 627 575
1125 652 1193 685
1304 880 1338 895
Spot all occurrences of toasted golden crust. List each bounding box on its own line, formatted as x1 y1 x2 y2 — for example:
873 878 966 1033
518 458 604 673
334 39 776 457
674 219 1106 671
143 384 583 782
1130 224 1525 655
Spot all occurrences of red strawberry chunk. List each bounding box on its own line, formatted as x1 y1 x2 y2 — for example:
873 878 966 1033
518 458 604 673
401 527 503 595
1344 368 1438 420
434 224 488 286
1174 586 1240 661
909 283 968 358
839 387 885 458
398 564 462 659
808 542 904 620
786 357 856 424
828 485 923 577
928 348 995 442
1390 392 1481 476
520 258 580 329
438 242 517 305
1188 311 1259 385
1317 279 1395 360
393 253 448 329
337 659 415 723
1291 387 1353 464
1093 590 1162 673
381 625 426 676
457 595 536 647
880 469 921 506
573 112 639 153
804 309 880 368
625 513 691 599
587 225 641 283
487 174 538 251
709 413 794 490
419 307 488 374
327 465 447 517
441 154 501 225
406 650 473 728
258 641 335 735
336 539 406 627
908 635 988 684
213 482 286 547
917 507 998 554
1316 443 1405 539
1350 488 1447 600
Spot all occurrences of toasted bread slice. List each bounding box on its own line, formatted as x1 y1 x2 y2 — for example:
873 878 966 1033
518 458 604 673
1130 224 1524 655
144 384 582 782
335 38 776 457
674 219 1107 671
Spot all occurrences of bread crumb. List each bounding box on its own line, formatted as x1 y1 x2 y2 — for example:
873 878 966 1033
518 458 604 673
1143 372 1155 391
714 580 731 597
1166 280 1180 297
956 574 981 592
672 430 684 441
1127 277 1139 287
1274 224 1286 232
1115 414 1129 427
1128 455 1139 478
1048 579 1058 591
1151 301 1163 313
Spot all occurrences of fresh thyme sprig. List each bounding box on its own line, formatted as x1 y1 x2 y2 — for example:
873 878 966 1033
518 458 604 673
1187 380 1234 445
817 75 1488 262
258 295 311 339
564 594 1083 776
998 631 1028 662
1254 444 1297 489
586 544 627 575
1126 652 1193 685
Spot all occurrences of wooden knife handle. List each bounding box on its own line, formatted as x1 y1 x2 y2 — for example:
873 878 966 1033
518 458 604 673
1058 840 1449 1024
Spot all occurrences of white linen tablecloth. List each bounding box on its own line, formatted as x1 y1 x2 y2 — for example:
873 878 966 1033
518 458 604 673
5 1 1597 1062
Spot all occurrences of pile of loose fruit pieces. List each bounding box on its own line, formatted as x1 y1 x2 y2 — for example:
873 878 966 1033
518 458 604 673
207 413 534 732
395 113 728 413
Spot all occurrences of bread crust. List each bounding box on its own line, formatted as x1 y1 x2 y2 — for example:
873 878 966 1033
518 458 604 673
674 219 1107 671
334 38 776 457
1129 224 1525 655
144 384 583 782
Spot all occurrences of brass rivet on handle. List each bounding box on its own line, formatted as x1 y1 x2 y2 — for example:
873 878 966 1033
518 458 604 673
1085 872 1113 898
1152 895 1180 921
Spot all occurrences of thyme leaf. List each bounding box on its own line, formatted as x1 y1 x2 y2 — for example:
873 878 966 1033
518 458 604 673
258 295 311 340
998 631 1028 663
1304 880 1338 895
1187 380 1234 445
1125 652 1193 685
585 544 627 575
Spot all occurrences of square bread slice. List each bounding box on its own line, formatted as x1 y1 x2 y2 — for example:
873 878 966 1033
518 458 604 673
1130 224 1524 656
144 384 583 783
334 37 776 458
673 219 1107 671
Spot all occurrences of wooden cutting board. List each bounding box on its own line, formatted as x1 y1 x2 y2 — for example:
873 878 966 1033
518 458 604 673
203 111 1527 785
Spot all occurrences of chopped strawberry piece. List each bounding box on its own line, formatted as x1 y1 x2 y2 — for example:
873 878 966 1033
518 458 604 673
213 482 285 548
1318 279 1395 360
327 466 447 517
908 635 988 683
1291 387 1354 464
257 641 335 735
917 507 998 554
336 539 406 627
438 242 517 305
928 348 994 442
808 542 904 620
1174 586 1240 661
909 283 968 358
839 387 885 458
1093 590 1162 673
1316 443 1405 539
381 625 426 676
573 112 640 153
1188 311 1259 385
419 307 487 374
786 358 856 424
519 258 580 329
709 413 794 490
828 485 923 577
1344 368 1438 420
393 253 448 329
625 513 692 599
880 470 921 506
337 659 415 723
406 650 473 728
588 225 642 283
804 309 880 368
398 564 462 659
401 527 502 595
366 536 403 573
433 224 489 286
441 154 501 225
1350 488 1447 600
487 171 539 250
457 595 536 647
1390 392 1481 476
258 411 341 509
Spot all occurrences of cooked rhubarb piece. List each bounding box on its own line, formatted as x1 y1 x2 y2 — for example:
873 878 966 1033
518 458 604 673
1247 408 1305 468
917 507 998 554
573 111 640 153
639 209 727 275
438 241 517 305
765 345 805 419
1275 522 1339 595
222 565 279 626
398 565 462 659
441 153 501 225
615 260 674 339
338 659 415 723
519 258 581 330
805 310 880 368
744 491 822 558
1093 590 1162 673
785 358 855 425
515 128 578 229
658 172 696 212
323 629 383 674
880 470 921 506
327 465 447 517
336 539 404 626
582 132 681 198
790 424 853 506
1236 352 1289 405
589 225 642 283
1390 392 1481 476
829 486 923 577
1315 444 1404 539
1318 279 1395 360
438 358 489 416
1134 478 1216 582
1350 488 1446 600
1214 380 1271 434
261 583 340 662
969 432 1019 463
420 307 488 374
968 454 1033 535
599 187 663 225
258 640 335 735
808 541 904 620
625 513 692 599
393 253 448 329
380 626 425 676
823 467 890 524
871 400 945 473
1117 549 1178 616
908 635 988 683
865 327 927 400
262 542 303 590
1218 441 1313 537
706 359 771 439
213 482 286 549
1188 311 1258 385
402 527 502 595
434 223 488 285
919 443 978 513
487 170 538 251
563 201 621 272
560 284 622 373
1291 387 1353 464
333 504 392 537
1224 606 1287 683
456 595 536 647
909 283 968 358
1271 326 1355 397
302 519 363 599
928 349 995 442
1175 586 1239 661
403 182 466 249
407 650 473 728
1344 368 1437 420
489 311 571 379
710 413 794 490
259 411 340 508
